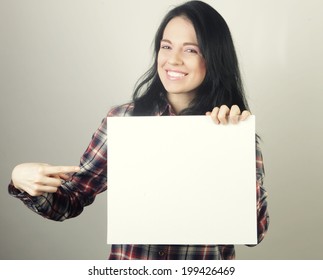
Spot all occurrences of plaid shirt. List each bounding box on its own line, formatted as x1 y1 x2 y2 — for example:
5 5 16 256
8 101 269 260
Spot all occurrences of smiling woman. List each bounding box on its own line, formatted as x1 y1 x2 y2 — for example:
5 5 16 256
157 17 207 113
7 0 268 260
132 0 250 120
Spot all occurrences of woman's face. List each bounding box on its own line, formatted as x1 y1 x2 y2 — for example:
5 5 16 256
157 16 206 100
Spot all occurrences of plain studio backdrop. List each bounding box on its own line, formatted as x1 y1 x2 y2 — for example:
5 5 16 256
0 0 322 260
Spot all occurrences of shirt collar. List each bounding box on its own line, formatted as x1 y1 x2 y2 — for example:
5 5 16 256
153 93 176 116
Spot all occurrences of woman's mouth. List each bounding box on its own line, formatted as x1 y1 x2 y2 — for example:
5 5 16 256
166 70 187 80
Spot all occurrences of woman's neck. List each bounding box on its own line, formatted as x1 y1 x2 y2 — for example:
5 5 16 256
166 92 196 114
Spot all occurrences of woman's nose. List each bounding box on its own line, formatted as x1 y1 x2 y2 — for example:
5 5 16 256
167 50 183 65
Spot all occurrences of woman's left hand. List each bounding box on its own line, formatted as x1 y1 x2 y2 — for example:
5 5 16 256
206 105 251 124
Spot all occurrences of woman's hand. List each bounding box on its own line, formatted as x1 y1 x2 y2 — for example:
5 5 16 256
206 105 251 124
11 163 80 196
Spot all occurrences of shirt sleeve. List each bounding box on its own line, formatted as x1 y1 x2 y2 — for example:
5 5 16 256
8 116 108 221
253 143 269 245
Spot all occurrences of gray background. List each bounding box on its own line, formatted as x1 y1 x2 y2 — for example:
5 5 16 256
1 0 322 260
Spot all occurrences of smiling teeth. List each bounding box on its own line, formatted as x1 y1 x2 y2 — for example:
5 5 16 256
167 71 186 77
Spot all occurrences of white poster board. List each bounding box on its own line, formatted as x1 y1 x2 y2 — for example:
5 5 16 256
107 116 257 245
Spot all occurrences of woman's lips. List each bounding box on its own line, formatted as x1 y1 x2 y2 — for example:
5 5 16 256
166 70 188 80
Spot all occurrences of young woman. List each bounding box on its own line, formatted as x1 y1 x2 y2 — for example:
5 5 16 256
9 0 269 260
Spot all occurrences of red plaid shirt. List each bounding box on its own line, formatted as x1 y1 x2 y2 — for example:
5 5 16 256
8 101 269 260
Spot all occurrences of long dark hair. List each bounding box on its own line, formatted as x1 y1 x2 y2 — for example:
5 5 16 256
132 0 249 116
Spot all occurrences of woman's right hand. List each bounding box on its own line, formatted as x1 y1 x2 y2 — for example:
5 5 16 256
11 163 80 196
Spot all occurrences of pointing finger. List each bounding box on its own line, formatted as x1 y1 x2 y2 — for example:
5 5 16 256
41 165 80 176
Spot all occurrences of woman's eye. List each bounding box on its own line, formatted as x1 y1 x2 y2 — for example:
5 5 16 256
161 45 171 50
185 48 198 54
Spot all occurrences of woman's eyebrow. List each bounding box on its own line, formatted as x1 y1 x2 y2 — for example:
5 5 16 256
183 42 199 47
161 39 172 44
161 39 199 47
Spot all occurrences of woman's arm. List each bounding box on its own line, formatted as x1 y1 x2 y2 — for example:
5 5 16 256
254 145 269 244
8 116 108 221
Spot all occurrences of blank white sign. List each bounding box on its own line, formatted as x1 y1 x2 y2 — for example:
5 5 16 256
107 116 257 245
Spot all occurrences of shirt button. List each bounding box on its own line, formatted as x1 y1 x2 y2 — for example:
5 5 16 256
158 251 165 257
32 205 39 212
